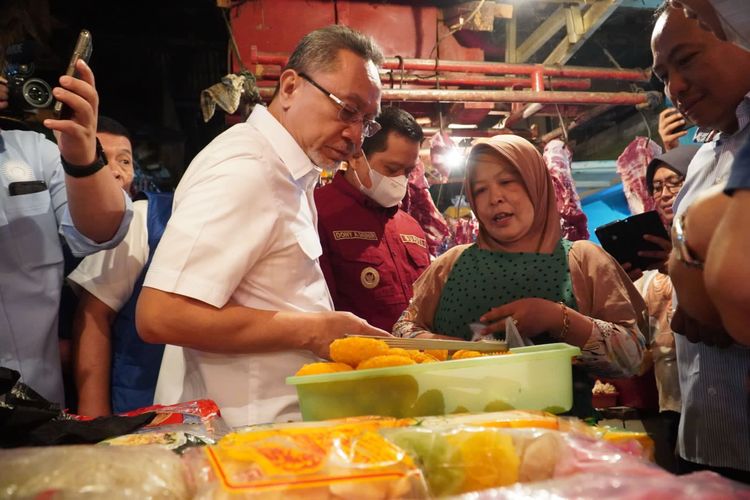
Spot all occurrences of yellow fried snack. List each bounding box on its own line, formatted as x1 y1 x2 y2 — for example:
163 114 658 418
409 351 439 364
448 430 519 492
357 355 416 370
451 350 483 360
330 337 390 367
295 362 353 376
424 349 449 361
388 348 410 357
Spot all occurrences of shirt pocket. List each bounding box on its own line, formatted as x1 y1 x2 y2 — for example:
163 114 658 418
1 189 52 226
403 240 430 270
295 226 323 261
1 189 61 266
336 244 403 304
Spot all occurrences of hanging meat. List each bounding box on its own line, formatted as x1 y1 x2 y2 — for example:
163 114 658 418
616 137 662 215
543 140 589 241
403 158 451 257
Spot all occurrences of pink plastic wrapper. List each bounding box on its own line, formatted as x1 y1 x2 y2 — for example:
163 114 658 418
458 470 750 499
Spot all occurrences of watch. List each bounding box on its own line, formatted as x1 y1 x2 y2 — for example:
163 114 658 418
61 138 108 178
672 212 704 269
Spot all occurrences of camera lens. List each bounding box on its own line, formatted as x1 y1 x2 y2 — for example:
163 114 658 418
22 78 53 108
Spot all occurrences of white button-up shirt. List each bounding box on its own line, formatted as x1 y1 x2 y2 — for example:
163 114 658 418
145 105 333 427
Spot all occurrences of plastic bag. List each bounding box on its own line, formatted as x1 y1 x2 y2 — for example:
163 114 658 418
0 444 191 499
0 367 156 448
183 418 428 499
96 400 231 454
380 421 658 497
456 470 750 499
504 317 533 348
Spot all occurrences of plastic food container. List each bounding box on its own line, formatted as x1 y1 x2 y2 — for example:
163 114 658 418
287 343 580 421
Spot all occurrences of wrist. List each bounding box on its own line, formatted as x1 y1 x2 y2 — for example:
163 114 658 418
62 138 107 178
555 302 570 341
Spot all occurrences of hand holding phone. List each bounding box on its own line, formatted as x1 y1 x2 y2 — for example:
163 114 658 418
658 107 689 151
43 29 99 168
595 211 670 273
53 30 93 120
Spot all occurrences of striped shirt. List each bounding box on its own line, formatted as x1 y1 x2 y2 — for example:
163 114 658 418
673 93 750 472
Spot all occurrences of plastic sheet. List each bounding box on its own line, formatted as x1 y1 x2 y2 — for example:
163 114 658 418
96 400 231 454
456 470 750 499
183 417 428 499
381 420 658 497
0 445 191 499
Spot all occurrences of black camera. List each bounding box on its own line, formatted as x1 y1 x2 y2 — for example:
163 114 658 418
2 42 54 114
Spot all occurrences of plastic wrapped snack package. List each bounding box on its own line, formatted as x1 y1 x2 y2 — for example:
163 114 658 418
381 423 661 498
0 445 191 499
454 470 750 499
418 410 561 431
382 426 528 497
183 420 429 499
552 432 657 478
99 399 231 453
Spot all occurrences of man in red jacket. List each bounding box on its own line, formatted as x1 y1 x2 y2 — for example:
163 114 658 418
315 107 430 332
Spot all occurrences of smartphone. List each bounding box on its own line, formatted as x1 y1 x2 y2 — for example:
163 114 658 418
53 29 93 119
595 211 670 271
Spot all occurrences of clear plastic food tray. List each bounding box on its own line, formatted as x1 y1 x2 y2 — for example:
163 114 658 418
287 343 581 421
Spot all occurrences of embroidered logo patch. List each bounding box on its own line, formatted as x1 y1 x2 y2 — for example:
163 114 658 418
360 266 380 289
333 230 378 241
0 159 35 183
400 234 426 248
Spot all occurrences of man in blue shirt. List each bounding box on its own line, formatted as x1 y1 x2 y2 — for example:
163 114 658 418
652 3 750 481
0 59 133 406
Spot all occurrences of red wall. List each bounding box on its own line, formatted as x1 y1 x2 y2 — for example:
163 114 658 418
230 0 484 71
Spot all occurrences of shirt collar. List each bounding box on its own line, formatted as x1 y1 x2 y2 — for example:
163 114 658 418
247 105 321 182
717 92 750 144
736 92 750 132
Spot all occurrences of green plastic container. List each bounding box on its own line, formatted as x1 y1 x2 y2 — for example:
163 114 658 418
287 343 581 421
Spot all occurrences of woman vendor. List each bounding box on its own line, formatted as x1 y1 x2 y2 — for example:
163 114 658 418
394 135 648 415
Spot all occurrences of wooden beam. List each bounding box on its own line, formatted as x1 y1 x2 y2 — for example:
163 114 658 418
544 0 624 65
515 6 567 63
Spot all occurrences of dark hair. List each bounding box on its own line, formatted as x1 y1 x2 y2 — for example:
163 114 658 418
97 116 131 142
362 107 423 158
284 25 384 75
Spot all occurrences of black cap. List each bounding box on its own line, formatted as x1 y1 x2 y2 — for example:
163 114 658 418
646 145 701 193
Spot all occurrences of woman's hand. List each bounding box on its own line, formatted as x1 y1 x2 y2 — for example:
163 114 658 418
621 262 644 281
638 234 673 274
479 298 561 338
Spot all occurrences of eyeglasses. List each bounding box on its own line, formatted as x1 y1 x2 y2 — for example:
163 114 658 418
298 72 381 138
651 176 684 198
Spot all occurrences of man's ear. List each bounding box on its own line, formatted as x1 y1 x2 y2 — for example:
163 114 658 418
276 69 300 110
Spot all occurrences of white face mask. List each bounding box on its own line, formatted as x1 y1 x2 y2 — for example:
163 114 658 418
353 161 408 208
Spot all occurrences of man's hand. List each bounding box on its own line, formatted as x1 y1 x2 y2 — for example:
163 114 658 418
307 311 391 359
479 298 560 339
42 59 99 167
0 76 8 110
670 306 733 348
658 107 688 151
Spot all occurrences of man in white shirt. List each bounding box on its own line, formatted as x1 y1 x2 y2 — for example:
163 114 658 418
136 25 390 427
